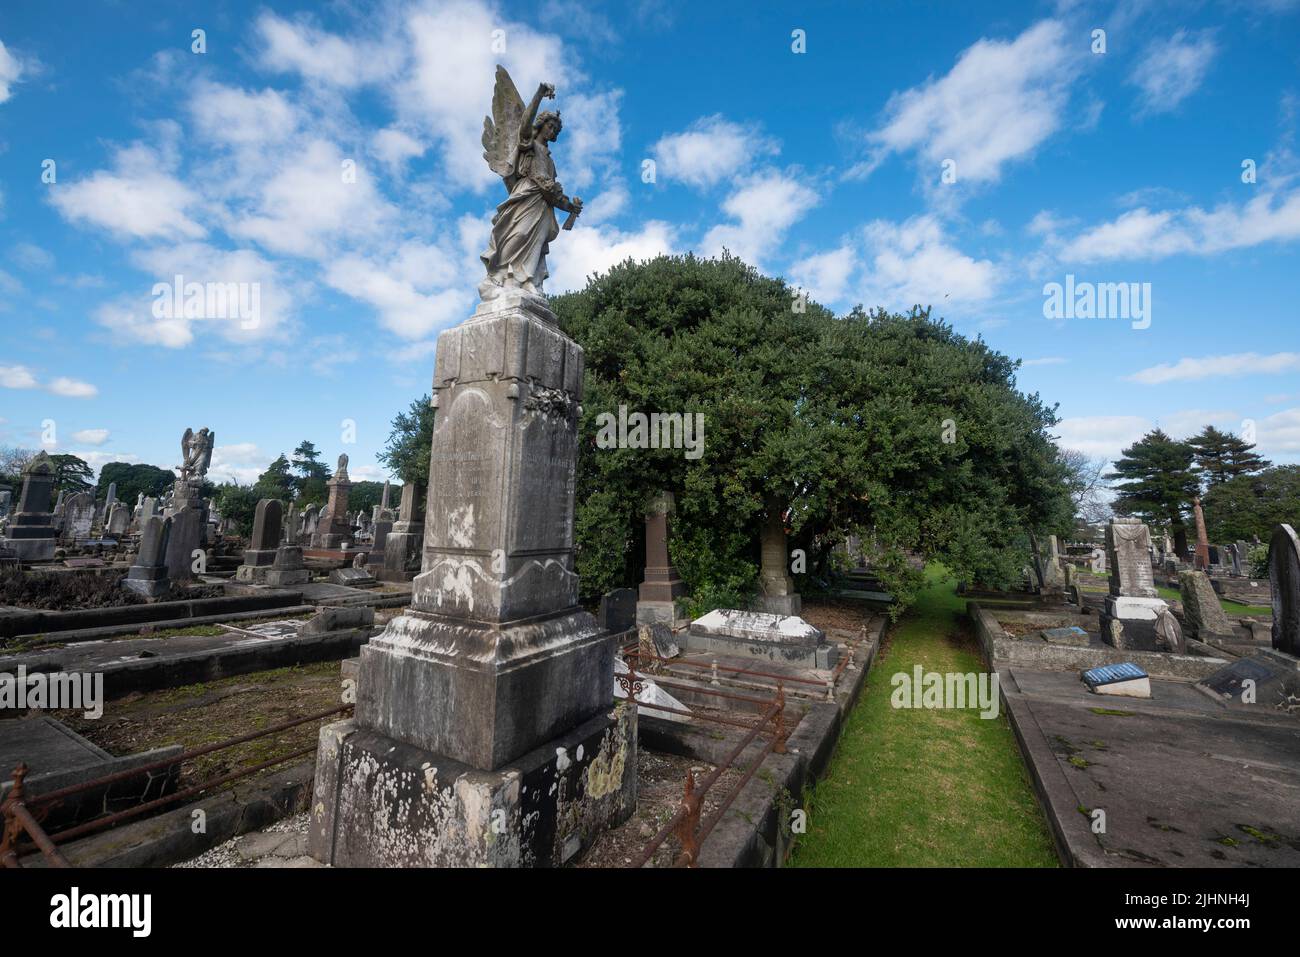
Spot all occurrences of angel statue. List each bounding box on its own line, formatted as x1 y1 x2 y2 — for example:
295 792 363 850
179 427 215 480
479 65 583 303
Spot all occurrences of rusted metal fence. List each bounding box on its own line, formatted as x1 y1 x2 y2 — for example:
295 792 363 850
618 647 808 867
1 702 351 868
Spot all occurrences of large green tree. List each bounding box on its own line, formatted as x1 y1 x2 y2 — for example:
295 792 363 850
1187 425 1270 488
379 396 436 489
1202 465 1300 542
1105 429 1199 557
96 461 174 505
252 454 295 502
554 254 1071 611
49 454 95 494
291 440 331 505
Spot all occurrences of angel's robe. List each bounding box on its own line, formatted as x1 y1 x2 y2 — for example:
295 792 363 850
481 134 560 295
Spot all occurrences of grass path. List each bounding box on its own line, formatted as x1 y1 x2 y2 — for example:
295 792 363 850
790 568 1058 867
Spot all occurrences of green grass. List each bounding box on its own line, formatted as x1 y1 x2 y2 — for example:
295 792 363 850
790 567 1058 868
1152 584 1270 616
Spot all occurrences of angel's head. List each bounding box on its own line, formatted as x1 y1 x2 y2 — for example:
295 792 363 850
534 110 562 142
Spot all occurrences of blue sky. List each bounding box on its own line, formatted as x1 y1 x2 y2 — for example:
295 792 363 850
0 0 1298 485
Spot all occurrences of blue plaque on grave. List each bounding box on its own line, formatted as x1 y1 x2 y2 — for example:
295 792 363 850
1083 662 1148 689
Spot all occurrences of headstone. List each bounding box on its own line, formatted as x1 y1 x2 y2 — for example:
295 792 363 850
327 565 377 588
236 499 283 583
301 503 320 543
598 587 637 634
1269 524 1300 657
1 452 58 561
687 608 837 669
1178 569 1235 640
106 503 130 538
62 492 95 542
311 455 352 549
265 517 310 587
1041 625 1089 647
379 482 423 582
123 516 172 598
1100 518 1167 651
636 491 687 625
1237 540 1252 576
1192 497 1211 570
614 657 689 722
640 621 679 659
755 497 802 615
164 505 206 583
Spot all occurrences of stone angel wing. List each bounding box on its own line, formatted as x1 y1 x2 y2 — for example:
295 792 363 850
481 65 526 191
181 428 194 462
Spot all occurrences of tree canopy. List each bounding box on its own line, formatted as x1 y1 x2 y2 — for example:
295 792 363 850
96 461 174 505
545 253 1072 611
1188 425 1270 488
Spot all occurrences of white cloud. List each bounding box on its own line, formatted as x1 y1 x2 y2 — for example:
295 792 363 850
0 39 23 104
50 142 206 241
547 220 677 294
11 242 53 271
1259 408 1300 454
857 215 998 308
1022 357 1068 367
1054 415 1151 460
72 429 110 445
789 245 856 304
651 115 777 189
1128 352 1300 385
1050 188 1300 264
253 12 394 89
188 82 299 146
1129 30 1216 117
47 377 98 398
865 20 1080 185
0 365 38 389
208 442 266 485
701 171 817 267
370 127 427 174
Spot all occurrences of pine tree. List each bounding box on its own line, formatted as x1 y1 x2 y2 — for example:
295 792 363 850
1105 429 1200 557
1187 425 1270 487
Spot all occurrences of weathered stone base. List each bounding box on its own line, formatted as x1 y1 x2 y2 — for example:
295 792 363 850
122 575 169 599
3 537 56 561
357 608 614 770
264 567 310 586
636 600 678 626
308 702 636 867
754 593 802 616
1100 596 1168 652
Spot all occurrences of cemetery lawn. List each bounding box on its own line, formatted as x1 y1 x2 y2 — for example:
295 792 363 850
1152 584 1270 617
791 567 1058 867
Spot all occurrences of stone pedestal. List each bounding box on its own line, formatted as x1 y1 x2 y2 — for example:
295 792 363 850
236 499 283 584
636 491 687 625
3 452 58 562
312 296 627 866
755 498 801 616
1100 518 1167 650
264 545 309 587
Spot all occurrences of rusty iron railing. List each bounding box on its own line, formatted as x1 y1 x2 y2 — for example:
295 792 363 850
617 648 792 867
1 702 352 868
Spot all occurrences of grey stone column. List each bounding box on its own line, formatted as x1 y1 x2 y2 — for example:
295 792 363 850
356 296 612 771
755 497 801 616
3 452 58 561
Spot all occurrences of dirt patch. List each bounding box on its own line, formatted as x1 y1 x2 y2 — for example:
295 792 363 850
800 598 874 634
1001 619 1074 638
574 750 744 868
51 661 346 790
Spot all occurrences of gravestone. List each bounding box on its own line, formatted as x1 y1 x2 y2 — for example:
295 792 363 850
312 454 352 549
687 608 837 669
1269 524 1300 657
1099 518 1167 652
236 499 283 584
636 491 687 625
164 505 205 583
1192 497 1210 570
62 492 95 543
379 482 423 582
1155 607 1186 654
301 503 320 543
265 509 310 587
105 503 130 538
1227 543 1243 577
755 497 802 615
1179 569 1235 640
598 587 637 634
123 516 172 598
1 451 58 561
1237 540 1253 576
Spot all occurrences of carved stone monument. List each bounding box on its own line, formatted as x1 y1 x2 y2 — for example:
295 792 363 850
636 491 687 625
309 66 633 869
1099 517 1167 651
1179 569 1234 640
311 455 353 549
379 482 424 582
236 499 283 584
2 452 58 561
